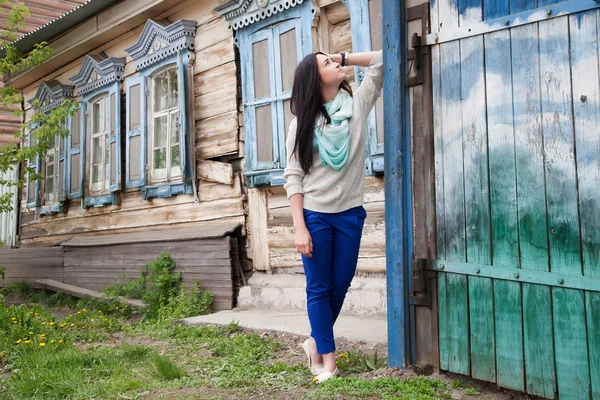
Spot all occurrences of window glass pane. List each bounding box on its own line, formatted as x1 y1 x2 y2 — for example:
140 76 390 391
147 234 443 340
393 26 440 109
46 173 54 202
72 110 80 148
283 99 294 141
153 149 167 181
93 101 101 133
170 110 180 144
92 137 102 164
168 68 178 109
92 165 100 185
104 134 110 188
48 135 55 150
154 70 169 112
171 145 181 177
27 167 35 204
368 0 383 50
255 104 273 163
129 84 140 131
111 93 116 135
279 28 297 92
252 39 271 99
154 116 168 148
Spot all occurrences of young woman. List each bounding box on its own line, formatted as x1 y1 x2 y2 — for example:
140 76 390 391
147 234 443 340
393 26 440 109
283 50 383 383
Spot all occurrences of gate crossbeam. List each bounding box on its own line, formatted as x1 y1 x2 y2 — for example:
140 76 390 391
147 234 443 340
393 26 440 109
421 259 600 292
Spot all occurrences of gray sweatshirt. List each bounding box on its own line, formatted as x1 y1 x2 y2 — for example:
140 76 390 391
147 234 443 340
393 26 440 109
283 50 384 213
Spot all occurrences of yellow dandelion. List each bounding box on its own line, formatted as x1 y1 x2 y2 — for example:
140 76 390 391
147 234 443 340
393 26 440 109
82 309 87 312
77 311 81 315
313 377 319 383
12 321 17 324
58 340 63 344
24 340 31 344
34 312 38 316
115 306 119 310
11 317 16 321
28 331 34 335
50 340 55 344
49 322 55 326
16 339 22 344
41 322 46 325
98 310 102 313
91 318 94 321
39 343 45 347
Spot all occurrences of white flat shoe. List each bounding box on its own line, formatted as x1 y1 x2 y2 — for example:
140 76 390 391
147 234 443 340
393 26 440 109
315 368 338 383
302 339 324 375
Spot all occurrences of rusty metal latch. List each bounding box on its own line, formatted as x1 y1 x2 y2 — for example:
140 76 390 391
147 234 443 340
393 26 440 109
406 3 430 87
409 258 434 307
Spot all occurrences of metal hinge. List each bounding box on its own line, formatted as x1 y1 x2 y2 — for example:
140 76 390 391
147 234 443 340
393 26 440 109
409 258 434 307
406 3 430 87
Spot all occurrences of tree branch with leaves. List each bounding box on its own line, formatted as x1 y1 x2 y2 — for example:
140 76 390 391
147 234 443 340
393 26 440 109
0 1 78 216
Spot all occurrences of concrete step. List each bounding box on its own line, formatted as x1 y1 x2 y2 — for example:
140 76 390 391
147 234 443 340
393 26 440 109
182 309 388 344
237 272 387 317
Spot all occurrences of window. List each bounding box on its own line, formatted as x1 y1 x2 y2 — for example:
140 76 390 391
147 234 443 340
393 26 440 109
44 135 58 203
26 80 74 215
149 66 181 183
233 0 314 187
124 19 196 200
347 0 384 174
90 95 110 192
69 55 124 207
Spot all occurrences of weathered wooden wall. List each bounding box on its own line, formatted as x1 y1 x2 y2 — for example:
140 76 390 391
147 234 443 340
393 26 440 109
63 236 236 311
18 0 245 248
247 0 387 274
0 247 65 284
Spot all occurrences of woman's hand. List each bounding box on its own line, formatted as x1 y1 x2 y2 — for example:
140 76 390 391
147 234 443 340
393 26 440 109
295 226 313 258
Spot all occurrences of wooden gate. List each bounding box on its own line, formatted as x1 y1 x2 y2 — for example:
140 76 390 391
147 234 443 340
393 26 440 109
426 0 600 398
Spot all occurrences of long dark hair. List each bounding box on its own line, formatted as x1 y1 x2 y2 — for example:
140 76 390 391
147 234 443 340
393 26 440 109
289 52 352 175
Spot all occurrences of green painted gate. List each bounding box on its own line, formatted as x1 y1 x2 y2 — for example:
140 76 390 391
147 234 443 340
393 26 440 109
425 0 600 398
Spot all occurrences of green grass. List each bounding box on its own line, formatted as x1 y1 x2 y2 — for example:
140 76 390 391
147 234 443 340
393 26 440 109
314 376 451 400
0 289 459 400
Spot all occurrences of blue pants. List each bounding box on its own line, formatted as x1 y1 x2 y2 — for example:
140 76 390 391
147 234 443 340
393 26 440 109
302 206 366 354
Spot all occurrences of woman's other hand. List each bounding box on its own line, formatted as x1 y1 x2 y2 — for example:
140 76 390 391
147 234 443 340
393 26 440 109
295 226 313 258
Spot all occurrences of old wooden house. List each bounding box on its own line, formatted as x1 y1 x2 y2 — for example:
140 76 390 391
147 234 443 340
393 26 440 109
1 0 388 314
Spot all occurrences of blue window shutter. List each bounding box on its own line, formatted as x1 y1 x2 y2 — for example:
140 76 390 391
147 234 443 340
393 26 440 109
177 51 189 182
25 129 41 208
109 83 122 192
125 75 147 189
57 127 67 203
67 104 85 199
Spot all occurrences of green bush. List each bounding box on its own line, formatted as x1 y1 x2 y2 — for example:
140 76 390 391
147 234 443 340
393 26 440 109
105 252 212 320
158 282 213 320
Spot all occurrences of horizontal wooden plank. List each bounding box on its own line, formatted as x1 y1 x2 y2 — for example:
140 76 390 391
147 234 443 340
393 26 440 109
330 19 352 53
197 160 234 185
22 198 244 240
199 173 242 202
21 216 246 247
36 279 146 309
64 243 232 255
195 16 232 52
194 61 237 97
325 1 350 24
195 85 237 120
195 37 235 74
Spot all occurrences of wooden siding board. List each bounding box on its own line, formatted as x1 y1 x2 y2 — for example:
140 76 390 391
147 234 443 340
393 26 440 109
510 22 556 398
437 38 470 376
461 34 494 383
484 29 524 391
538 16 590 400
571 10 600 399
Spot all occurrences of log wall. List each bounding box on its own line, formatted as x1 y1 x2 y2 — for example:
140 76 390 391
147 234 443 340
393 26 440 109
18 0 245 248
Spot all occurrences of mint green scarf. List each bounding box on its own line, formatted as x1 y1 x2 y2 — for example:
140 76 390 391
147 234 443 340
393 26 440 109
313 91 353 171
